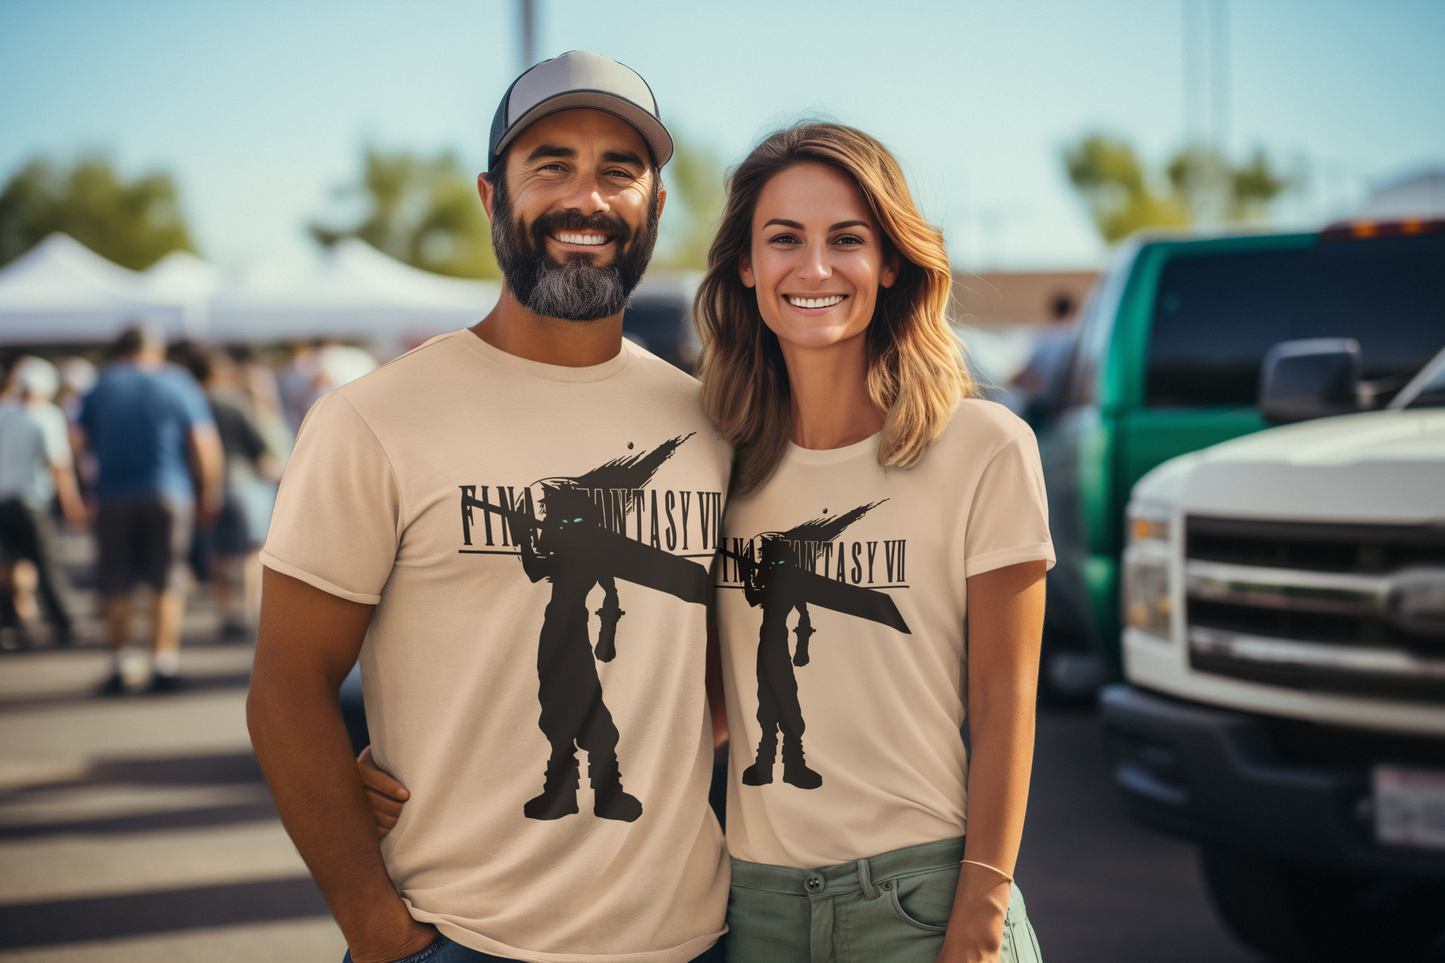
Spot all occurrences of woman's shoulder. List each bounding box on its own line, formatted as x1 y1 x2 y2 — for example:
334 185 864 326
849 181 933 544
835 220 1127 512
935 397 1037 455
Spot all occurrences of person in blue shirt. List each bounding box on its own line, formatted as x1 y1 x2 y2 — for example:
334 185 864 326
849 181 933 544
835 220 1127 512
78 324 224 694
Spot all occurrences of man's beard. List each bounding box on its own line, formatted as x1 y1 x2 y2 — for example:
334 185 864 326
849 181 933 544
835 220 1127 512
489 171 660 322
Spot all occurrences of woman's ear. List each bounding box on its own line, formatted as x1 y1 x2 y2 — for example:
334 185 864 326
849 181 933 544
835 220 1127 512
880 251 900 289
739 252 756 289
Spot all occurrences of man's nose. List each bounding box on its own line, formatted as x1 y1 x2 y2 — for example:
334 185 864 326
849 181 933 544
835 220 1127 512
559 171 610 216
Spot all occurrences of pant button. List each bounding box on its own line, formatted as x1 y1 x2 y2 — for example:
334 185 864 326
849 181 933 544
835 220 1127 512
882 880 893 890
805 873 824 892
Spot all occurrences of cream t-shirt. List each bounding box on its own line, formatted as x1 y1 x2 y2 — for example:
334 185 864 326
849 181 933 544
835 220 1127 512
716 400 1054 869
262 330 731 963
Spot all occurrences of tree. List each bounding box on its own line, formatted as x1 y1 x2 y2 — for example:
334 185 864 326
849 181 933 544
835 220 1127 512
0 156 197 269
1063 134 1189 244
310 148 499 279
655 137 726 270
1064 133 1295 244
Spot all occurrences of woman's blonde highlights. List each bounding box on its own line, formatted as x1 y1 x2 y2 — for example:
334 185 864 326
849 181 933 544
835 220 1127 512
694 123 974 494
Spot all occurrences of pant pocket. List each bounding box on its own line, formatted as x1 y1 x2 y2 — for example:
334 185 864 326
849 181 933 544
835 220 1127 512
842 865 958 963
1000 882 1043 963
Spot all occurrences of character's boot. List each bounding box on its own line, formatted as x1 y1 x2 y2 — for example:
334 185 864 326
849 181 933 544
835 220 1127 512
781 737 822 790
740 732 777 786
589 754 643 822
523 750 580 820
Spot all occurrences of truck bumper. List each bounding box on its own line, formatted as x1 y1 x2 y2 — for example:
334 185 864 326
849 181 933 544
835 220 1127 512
1098 683 1445 880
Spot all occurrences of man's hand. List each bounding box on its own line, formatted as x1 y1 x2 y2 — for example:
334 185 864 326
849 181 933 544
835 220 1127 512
358 746 410 840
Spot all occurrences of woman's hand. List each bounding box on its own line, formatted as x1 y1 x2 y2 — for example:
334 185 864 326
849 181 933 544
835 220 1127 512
933 861 1013 963
357 746 410 839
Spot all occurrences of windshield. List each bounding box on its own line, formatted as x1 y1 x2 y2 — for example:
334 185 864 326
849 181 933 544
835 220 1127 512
1145 232 1445 407
1401 353 1445 409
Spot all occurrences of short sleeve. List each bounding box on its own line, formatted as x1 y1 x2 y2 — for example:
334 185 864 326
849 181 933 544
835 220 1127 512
164 367 215 428
34 405 73 468
962 433 1055 578
260 391 402 604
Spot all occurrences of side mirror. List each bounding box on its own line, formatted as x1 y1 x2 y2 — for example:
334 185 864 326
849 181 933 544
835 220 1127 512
1258 338 1362 424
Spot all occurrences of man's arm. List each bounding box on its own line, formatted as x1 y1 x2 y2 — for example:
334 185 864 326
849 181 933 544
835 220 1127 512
187 423 225 526
247 567 438 963
939 559 1046 963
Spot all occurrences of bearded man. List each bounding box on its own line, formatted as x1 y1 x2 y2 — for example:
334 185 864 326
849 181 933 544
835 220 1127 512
248 52 730 963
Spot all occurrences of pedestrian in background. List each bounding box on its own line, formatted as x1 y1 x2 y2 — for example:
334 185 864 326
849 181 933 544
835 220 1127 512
0 356 87 647
174 342 280 641
78 324 223 694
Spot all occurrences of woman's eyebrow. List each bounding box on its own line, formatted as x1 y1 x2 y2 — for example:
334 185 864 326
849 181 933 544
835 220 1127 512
760 218 872 231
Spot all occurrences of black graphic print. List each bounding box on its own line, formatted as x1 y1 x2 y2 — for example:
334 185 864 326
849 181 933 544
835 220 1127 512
466 435 711 822
722 503 911 790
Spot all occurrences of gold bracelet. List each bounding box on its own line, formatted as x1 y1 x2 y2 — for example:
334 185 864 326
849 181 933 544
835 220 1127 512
960 859 1014 883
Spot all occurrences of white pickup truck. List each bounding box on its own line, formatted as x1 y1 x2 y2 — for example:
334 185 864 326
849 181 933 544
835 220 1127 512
1101 346 1445 963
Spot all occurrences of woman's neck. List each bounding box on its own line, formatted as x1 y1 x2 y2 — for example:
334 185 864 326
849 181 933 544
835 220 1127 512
781 333 884 450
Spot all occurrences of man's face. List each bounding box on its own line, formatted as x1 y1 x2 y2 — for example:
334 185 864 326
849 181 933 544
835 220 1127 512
484 108 665 322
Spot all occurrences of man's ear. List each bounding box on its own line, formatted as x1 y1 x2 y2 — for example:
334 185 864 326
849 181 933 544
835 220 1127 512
739 252 756 289
880 250 900 289
656 182 667 220
477 173 495 219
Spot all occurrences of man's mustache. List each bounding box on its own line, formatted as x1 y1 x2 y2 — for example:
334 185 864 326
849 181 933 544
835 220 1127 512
526 210 634 251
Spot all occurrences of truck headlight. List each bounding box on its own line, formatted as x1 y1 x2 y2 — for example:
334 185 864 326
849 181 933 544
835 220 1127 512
1123 503 1173 638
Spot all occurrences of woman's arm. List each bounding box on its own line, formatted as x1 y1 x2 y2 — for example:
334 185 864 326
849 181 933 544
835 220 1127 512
939 559 1046 963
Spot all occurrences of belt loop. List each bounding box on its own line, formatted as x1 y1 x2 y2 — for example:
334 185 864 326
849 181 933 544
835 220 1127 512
857 856 879 900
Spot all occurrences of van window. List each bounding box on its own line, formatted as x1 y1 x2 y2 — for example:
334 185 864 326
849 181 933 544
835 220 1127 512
1146 233 1445 407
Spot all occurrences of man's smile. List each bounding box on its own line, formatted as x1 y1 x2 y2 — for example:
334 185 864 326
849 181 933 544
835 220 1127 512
551 231 612 247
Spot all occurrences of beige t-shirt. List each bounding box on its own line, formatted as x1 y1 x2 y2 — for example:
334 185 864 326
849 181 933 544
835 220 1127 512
716 400 1053 869
262 330 731 963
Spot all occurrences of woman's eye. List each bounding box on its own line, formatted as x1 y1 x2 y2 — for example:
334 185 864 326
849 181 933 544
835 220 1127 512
835 234 864 245
767 233 800 245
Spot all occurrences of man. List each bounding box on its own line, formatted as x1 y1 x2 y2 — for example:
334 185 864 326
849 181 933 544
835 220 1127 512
248 52 731 963
79 326 224 693
0 356 87 645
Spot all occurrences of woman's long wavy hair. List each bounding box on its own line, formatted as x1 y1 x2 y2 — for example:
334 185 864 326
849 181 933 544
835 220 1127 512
694 122 974 494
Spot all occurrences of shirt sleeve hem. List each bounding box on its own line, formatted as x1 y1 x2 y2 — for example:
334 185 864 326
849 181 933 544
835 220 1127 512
962 543 1056 579
258 551 383 605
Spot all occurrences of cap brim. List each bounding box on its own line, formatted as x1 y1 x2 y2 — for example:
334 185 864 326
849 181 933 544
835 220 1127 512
491 90 674 169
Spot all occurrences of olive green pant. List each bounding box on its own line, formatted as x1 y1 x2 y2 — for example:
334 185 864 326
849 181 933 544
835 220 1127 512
723 837 1042 963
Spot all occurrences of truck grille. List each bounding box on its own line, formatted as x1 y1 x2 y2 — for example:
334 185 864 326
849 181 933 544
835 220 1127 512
1184 516 1445 702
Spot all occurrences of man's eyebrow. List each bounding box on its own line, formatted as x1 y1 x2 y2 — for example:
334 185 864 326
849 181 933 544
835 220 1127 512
602 150 646 168
526 144 576 162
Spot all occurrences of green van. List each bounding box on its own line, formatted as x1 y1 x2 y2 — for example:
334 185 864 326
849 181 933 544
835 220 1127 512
1036 220 1445 692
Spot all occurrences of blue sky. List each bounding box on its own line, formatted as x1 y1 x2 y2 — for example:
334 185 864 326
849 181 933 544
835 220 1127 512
2 0 1442 271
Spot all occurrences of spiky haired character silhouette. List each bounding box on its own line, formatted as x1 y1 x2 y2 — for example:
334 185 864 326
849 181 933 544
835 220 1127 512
731 501 910 790
480 434 705 822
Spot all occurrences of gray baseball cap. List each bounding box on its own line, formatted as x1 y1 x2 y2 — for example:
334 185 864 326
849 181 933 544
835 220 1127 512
488 50 673 172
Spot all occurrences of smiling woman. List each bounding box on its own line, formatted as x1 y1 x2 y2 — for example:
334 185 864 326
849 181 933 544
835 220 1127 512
693 124 1052 963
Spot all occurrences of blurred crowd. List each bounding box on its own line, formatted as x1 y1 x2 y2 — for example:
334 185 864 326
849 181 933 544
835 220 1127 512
0 324 378 692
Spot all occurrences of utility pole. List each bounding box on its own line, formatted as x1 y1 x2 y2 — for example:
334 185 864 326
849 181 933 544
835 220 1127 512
1181 0 1230 224
519 0 536 75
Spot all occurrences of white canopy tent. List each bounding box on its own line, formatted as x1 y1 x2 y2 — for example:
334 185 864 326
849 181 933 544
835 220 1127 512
0 233 188 343
0 235 500 355
209 238 500 351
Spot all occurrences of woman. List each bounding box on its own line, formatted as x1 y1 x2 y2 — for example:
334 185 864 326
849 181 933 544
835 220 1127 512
361 123 1051 963
697 123 1049 963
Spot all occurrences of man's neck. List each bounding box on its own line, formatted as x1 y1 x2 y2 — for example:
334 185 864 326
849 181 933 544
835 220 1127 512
471 286 624 368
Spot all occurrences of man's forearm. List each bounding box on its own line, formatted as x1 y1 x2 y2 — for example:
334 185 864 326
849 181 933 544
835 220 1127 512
247 677 435 961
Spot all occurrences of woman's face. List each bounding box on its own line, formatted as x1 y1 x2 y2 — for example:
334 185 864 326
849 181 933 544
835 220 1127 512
739 162 897 354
